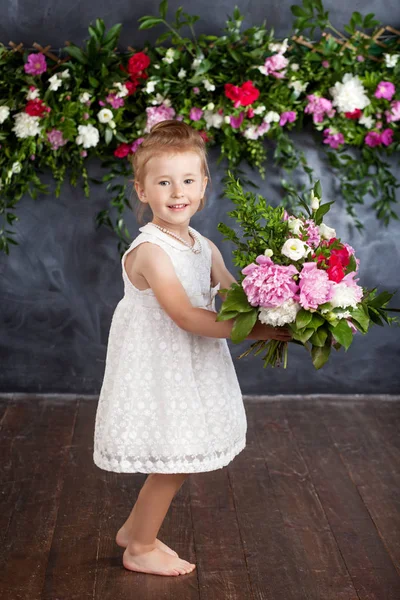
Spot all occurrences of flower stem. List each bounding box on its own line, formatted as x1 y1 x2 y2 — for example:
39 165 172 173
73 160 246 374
161 20 196 57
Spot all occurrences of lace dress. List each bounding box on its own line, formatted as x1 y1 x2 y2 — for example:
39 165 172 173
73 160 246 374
93 222 247 474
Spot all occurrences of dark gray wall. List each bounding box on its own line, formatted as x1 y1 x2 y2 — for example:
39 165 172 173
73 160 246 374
1 1 399 394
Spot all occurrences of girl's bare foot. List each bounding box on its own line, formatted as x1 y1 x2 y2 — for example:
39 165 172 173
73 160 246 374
115 526 178 556
123 544 196 576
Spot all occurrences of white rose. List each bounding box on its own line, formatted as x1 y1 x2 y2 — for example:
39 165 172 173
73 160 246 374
318 222 336 240
48 74 63 92
310 190 320 210
287 217 304 235
0 106 10 124
264 110 280 123
281 238 312 261
97 108 113 123
12 112 42 138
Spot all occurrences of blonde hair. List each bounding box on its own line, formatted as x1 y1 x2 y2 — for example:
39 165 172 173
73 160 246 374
129 120 212 224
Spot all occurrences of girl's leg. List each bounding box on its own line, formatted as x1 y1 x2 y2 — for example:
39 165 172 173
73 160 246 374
123 473 196 576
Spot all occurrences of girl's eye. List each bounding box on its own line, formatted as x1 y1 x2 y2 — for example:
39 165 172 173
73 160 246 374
159 179 194 186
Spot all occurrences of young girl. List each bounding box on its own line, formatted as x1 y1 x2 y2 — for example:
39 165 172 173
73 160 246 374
93 120 292 577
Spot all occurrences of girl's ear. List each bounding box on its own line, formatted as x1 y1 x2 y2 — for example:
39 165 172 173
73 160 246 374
135 180 147 202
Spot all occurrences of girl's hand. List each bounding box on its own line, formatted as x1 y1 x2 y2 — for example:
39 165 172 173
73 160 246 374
248 321 293 342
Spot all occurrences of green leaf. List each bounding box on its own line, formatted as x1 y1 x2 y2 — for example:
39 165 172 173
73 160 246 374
310 326 328 347
349 305 369 332
216 310 238 322
291 6 308 17
369 291 395 308
159 0 168 19
313 180 322 198
95 18 106 36
328 319 353 351
296 308 313 329
293 327 315 344
231 310 258 343
105 128 113 144
311 339 332 369
138 17 164 29
64 45 88 64
220 284 252 313
103 23 122 45
88 74 99 88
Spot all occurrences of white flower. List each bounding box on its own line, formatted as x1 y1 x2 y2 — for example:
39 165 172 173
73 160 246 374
75 124 100 148
114 82 129 98
151 93 165 105
178 68 187 79
207 102 215 110
359 114 375 128
27 87 40 100
310 190 320 210
203 79 215 91
11 161 22 174
318 222 336 240
258 298 301 327
290 63 300 71
154 64 160 69
79 92 91 103
162 48 176 64
281 238 312 261
144 80 157 94
288 79 308 97
243 126 259 139
253 104 266 115
264 248 273 257
192 55 204 69
257 65 268 75
12 112 42 138
0 106 10 124
109 120 116 129
268 38 289 54
59 69 70 79
224 115 231 124
330 282 362 309
287 216 304 235
203 110 223 129
48 74 63 92
384 53 399 68
264 110 280 123
97 108 113 123
329 73 370 113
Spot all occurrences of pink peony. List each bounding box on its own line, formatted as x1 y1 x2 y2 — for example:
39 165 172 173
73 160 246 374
374 81 396 101
189 107 204 121
298 262 335 310
263 53 289 79
24 52 47 75
145 103 176 133
323 129 345 149
385 100 400 123
305 94 336 123
241 255 299 308
279 111 297 126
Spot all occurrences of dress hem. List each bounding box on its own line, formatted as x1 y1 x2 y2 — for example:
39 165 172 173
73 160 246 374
93 436 246 474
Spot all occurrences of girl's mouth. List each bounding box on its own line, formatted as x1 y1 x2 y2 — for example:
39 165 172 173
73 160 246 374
168 204 188 211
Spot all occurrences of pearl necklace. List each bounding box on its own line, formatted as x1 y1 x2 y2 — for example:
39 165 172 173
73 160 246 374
150 223 201 254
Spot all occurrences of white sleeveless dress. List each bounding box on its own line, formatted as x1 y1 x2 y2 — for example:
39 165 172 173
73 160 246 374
93 222 247 474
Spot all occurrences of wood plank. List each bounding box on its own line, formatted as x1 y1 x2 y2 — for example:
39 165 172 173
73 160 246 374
0 398 78 600
284 399 400 600
251 401 358 600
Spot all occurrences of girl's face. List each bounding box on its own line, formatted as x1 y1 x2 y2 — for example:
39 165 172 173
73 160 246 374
135 151 208 230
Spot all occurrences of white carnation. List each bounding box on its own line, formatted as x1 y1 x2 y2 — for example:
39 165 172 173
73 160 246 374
0 106 10 124
330 282 361 309
27 87 40 100
203 110 223 129
264 110 280 123
75 124 100 148
384 53 399 68
48 74 63 92
288 79 308 97
318 222 336 240
329 73 370 113
359 114 375 128
281 238 312 261
12 112 42 138
97 108 113 123
258 298 301 327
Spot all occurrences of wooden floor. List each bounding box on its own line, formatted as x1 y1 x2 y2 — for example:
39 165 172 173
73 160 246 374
0 395 399 600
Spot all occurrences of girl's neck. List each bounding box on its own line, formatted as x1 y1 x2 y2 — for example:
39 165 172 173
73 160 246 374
150 219 191 241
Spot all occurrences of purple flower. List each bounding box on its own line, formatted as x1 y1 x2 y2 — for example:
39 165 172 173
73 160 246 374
279 111 297 126
323 128 345 149
189 107 204 121
130 137 144 153
374 81 396 101
106 93 124 109
241 255 299 308
24 52 47 75
305 94 336 123
230 112 245 128
46 128 68 150
145 103 176 133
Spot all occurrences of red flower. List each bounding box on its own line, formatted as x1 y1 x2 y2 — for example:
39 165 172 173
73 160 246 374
114 143 131 158
127 52 150 76
224 80 260 108
198 130 209 143
327 254 345 282
329 245 350 268
344 108 362 120
25 98 48 117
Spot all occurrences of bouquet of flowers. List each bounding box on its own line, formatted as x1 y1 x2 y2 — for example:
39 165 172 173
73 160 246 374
216 172 400 369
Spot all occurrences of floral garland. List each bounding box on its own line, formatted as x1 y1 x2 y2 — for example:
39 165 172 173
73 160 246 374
0 1 399 255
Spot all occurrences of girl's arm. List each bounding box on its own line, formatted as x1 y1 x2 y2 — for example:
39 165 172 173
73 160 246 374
130 242 292 342
204 237 239 301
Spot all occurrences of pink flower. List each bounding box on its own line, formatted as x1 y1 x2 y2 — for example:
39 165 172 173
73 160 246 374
298 262 335 310
145 103 176 133
99 100 106 107
83 112 90 120
256 121 270 136
282 210 289 221
106 93 124 109
381 128 394 146
365 129 393 147
302 219 321 247
322 60 330 68
323 129 345 149
374 81 396 101
230 112 245 128
80 150 87 158
357 55 365 62
279 111 297 126
305 94 336 123
130 137 144 153
192 87 200 94
241 255 299 308
385 100 400 123
342 242 360 272
24 52 47 75
189 107 204 121
263 53 289 79
46 128 68 150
